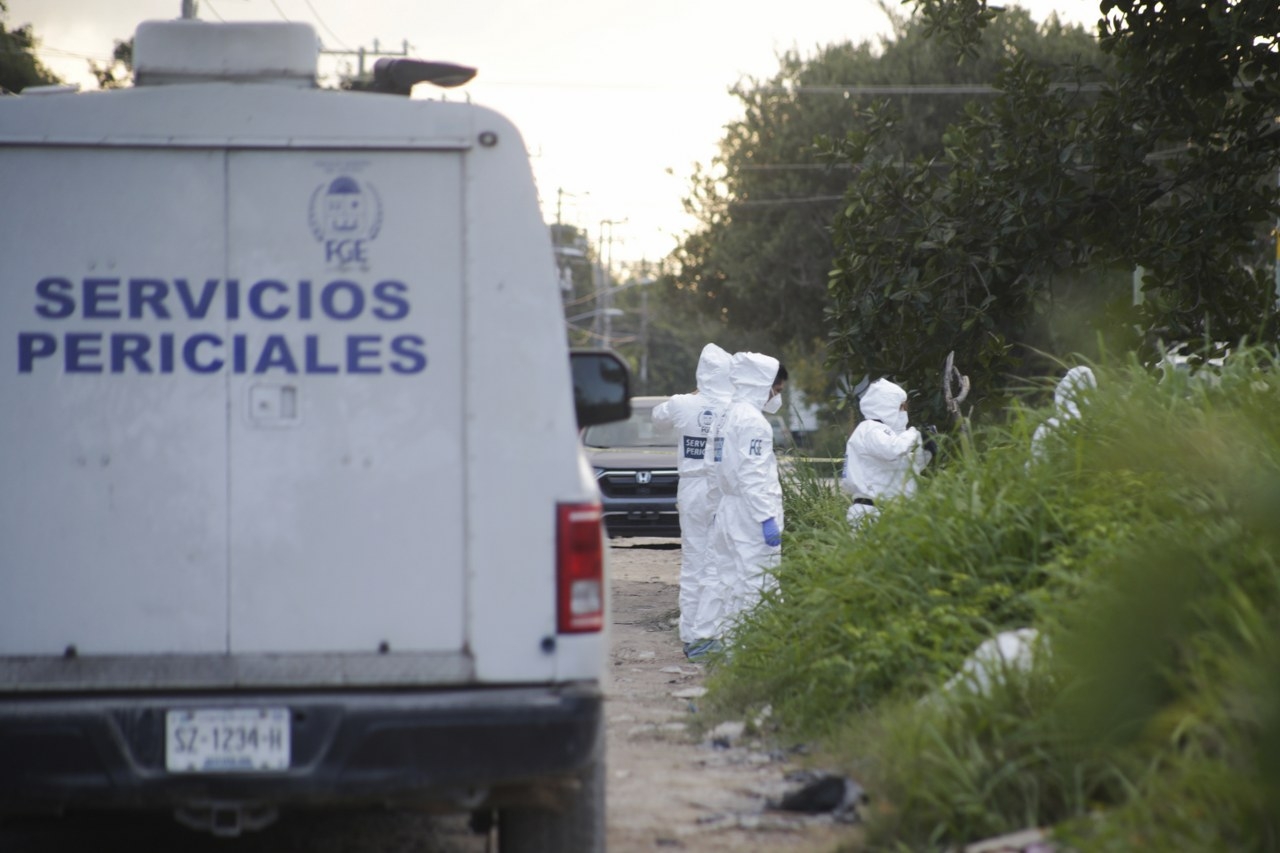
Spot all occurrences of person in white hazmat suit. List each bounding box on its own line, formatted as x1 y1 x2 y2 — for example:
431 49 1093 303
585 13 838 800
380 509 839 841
650 343 734 657
689 352 787 656
1030 365 1097 461
840 378 934 530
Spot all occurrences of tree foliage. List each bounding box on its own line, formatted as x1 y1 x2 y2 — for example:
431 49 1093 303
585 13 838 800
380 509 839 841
826 0 1280 421
666 5 1102 414
91 38 133 90
712 346 1280 849
0 1 61 93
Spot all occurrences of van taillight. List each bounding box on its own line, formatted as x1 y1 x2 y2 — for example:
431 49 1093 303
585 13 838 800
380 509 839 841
557 502 605 633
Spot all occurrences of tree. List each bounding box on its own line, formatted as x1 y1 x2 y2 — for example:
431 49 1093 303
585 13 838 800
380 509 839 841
0 1 61 93
824 0 1280 422
91 38 133 90
667 5 1102 415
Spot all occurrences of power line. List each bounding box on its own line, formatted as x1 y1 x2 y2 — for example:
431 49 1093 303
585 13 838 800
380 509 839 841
565 322 636 345
203 1 228 22
727 195 847 207
266 0 291 22
755 82 1107 96
479 79 711 91
301 0 350 51
204 0 351 50
27 45 113 63
467 80 1107 95
738 163 854 171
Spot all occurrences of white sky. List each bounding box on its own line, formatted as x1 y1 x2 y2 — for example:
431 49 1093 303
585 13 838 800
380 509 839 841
9 0 1096 264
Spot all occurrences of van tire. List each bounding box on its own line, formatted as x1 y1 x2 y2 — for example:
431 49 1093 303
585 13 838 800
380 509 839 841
497 750 605 853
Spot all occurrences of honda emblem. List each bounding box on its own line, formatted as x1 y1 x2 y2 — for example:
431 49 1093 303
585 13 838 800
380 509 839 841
635 471 652 485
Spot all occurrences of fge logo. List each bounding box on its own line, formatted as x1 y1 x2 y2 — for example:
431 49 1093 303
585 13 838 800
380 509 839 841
309 175 383 267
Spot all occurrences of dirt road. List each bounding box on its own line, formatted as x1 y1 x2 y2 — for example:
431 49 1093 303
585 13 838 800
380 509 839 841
0 539 861 852
605 537 861 853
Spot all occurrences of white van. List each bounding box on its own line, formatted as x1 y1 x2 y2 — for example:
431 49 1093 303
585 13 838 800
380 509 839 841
0 19 628 851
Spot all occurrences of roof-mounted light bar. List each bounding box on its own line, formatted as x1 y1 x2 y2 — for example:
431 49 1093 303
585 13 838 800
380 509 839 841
371 58 477 96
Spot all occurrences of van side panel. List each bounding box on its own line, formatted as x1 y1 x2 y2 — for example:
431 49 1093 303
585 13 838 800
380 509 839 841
461 114 605 682
224 151 466 654
0 148 230 656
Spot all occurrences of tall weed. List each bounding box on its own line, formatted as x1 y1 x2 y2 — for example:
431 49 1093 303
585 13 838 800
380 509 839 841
707 345 1280 849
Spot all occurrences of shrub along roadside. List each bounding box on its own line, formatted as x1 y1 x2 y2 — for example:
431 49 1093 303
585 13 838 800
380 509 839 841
704 346 1280 850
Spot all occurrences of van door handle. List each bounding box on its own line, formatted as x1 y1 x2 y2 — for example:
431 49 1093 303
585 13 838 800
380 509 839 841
248 383 300 425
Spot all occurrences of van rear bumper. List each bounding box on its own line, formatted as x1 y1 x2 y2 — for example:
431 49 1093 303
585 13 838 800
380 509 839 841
0 684 602 815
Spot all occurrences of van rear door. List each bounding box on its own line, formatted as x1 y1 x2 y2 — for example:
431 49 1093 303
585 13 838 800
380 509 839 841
224 150 466 656
0 146 231 656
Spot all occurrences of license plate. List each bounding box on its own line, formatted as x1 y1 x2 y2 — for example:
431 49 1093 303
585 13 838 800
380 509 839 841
165 707 290 773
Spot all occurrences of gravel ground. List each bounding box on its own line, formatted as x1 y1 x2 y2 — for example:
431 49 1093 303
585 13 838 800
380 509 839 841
604 537 861 853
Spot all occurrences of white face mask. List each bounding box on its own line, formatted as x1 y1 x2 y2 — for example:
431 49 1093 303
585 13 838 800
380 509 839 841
887 410 908 433
763 393 783 415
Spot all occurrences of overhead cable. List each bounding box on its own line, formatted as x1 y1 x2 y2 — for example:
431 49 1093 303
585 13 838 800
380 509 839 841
728 195 847 206
474 80 1106 96
267 0 291 22
302 0 351 50
754 82 1107 95
24 45 112 62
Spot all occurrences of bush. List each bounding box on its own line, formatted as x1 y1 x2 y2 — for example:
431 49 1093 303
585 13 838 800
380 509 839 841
706 345 1280 849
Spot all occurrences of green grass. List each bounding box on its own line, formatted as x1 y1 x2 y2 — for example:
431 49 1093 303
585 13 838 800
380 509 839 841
703 345 1280 850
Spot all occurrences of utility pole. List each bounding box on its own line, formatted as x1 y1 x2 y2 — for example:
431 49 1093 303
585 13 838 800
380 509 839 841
552 193 588 301
635 262 658 394
639 269 650 392
321 39 411 80
180 0 197 19
596 219 627 349
593 226 607 344
556 188 581 228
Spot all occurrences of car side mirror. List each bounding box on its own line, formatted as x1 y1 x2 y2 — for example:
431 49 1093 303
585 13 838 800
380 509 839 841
571 349 631 428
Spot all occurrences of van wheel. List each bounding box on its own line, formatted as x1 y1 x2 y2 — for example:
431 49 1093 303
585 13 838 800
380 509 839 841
497 752 605 853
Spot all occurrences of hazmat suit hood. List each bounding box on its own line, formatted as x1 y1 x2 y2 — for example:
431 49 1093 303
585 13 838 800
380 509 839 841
1053 366 1097 420
729 352 780 411
696 344 734 405
859 379 909 433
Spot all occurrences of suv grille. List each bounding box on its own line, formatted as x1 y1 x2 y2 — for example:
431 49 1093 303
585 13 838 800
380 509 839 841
597 469 679 499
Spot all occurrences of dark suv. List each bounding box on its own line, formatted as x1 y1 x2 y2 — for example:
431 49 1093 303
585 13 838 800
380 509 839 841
582 396 680 538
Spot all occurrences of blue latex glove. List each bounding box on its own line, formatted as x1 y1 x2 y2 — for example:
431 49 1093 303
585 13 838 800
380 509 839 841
762 517 781 547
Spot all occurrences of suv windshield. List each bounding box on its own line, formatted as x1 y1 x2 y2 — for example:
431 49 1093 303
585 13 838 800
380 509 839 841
582 401 679 449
